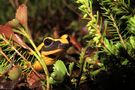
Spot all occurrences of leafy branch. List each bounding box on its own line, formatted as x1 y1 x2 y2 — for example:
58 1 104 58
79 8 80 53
110 14 126 48
0 4 51 90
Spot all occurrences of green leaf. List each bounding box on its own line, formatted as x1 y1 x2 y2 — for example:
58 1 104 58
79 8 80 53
68 62 74 75
129 36 135 49
53 60 68 75
90 67 105 77
104 38 111 50
8 65 22 81
0 65 6 76
127 16 135 34
49 60 68 84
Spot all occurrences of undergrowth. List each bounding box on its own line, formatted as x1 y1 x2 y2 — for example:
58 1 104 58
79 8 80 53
0 0 135 90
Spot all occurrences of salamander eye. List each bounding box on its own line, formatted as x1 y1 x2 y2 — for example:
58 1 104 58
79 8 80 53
44 39 53 46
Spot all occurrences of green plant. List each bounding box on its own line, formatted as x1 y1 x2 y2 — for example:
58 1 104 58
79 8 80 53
0 3 69 90
76 0 135 89
1 0 135 89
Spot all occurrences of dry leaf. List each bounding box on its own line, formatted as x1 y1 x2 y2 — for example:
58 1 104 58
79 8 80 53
27 71 44 89
16 4 28 27
69 35 82 51
0 24 29 49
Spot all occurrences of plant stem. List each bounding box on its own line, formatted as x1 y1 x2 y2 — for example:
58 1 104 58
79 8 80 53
23 29 50 90
14 27 50 90
110 15 126 48
76 48 86 90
